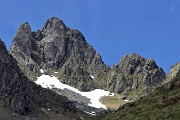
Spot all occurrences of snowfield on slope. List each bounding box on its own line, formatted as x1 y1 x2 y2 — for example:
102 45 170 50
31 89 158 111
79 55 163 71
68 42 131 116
35 71 114 109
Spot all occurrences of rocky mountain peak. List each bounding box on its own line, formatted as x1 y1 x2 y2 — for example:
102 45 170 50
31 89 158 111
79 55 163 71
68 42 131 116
10 17 109 91
10 22 32 56
0 39 6 50
107 53 165 97
15 22 31 38
128 53 141 58
42 17 68 35
118 53 159 74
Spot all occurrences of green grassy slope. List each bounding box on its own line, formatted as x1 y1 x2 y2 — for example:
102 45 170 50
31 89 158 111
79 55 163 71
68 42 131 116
95 70 180 120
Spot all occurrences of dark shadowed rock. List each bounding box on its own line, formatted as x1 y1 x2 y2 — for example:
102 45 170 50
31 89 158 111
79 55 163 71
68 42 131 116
0 39 79 118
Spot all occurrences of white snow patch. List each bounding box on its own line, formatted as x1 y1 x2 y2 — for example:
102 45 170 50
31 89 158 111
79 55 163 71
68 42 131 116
123 99 130 102
90 75 95 79
40 69 44 73
84 111 96 116
35 74 114 109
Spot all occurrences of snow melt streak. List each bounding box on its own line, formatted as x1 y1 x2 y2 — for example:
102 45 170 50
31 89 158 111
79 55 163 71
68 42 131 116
35 74 113 109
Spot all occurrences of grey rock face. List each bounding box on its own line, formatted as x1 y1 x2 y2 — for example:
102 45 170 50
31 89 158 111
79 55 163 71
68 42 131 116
163 62 180 90
10 17 109 91
0 39 77 115
10 22 40 81
13 22 32 54
166 62 180 81
107 53 166 97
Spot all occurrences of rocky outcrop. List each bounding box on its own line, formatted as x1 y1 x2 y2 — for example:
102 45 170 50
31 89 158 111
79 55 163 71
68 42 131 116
166 62 180 81
163 62 180 90
107 53 166 97
10 17 109 91
0 39 81 118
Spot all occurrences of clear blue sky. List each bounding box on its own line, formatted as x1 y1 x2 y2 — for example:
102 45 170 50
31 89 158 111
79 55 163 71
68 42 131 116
0 0 180 73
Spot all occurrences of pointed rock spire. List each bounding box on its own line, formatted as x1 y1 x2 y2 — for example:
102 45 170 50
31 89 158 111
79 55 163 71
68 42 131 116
10 22 32 56
0 39 9 62
42 17 67 35
0 39 6 51
15 22 32 38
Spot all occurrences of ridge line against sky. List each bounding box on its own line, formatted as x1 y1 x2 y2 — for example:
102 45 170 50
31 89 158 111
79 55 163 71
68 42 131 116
0 0 179 73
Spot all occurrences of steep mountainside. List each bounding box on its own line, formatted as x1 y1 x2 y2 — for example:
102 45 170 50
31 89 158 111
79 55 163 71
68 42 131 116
107 53 166 98
0 17 175 120
0 39 89 120
10 17 109 91
97 62 180 120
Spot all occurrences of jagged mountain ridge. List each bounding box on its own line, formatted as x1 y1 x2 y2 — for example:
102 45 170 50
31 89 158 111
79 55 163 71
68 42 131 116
10 17 109 91
0 17 174 120
0 39 87 119
10 17 166 95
